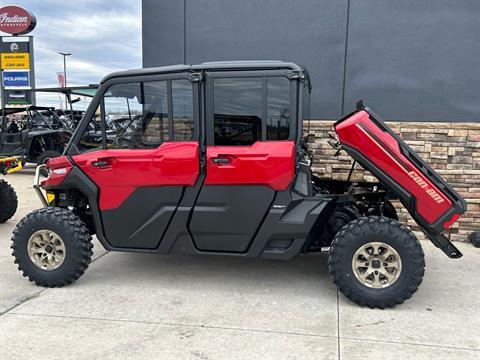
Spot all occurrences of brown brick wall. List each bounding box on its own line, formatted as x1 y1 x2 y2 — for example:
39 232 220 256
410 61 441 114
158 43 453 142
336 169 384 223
305 120 480 242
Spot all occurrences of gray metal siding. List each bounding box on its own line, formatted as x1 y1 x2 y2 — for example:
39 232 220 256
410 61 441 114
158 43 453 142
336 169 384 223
142 0 480 122
343 0 480 121
184 0 347 120
142 0 184 66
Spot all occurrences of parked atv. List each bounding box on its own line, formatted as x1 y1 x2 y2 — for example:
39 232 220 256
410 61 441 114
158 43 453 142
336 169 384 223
31 85 98 134
0 157 21 223
11 62 466 308
0 106 71 164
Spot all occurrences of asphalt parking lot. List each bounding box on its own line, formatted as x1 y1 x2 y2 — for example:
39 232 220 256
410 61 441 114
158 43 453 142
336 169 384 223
0 168 479 360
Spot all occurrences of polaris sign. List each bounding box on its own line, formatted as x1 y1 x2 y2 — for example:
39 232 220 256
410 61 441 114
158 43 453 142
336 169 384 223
2 70 30 88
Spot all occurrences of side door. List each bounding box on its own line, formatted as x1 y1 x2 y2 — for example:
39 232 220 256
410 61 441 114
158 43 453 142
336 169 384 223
71 74 200 249
190 72 297 253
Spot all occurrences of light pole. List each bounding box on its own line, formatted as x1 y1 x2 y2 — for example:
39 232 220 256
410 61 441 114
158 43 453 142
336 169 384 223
58 52 71 110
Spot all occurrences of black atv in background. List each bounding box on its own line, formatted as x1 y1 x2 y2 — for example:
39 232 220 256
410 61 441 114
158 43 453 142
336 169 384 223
0 106 72 164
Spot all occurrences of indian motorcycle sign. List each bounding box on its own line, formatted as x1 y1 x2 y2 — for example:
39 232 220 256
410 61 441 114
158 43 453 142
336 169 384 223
0 6 36 35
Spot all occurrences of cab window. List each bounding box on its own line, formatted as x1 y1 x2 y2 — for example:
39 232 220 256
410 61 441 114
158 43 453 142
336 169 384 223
172 79 194 141
212 76 291 145
267 77 290 140
213 77 262 146
106 82 168 149
77 78 195 152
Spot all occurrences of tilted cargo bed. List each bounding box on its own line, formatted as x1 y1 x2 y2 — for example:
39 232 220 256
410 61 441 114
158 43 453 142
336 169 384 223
334 106 467 258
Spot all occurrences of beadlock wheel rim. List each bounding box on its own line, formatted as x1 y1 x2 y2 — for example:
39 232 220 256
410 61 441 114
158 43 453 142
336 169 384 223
27 230 66 271
351 241 402 289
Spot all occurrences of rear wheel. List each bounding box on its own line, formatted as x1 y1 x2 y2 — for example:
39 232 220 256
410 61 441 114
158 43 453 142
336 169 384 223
328 216 425 308
0 179 17 223
11 207 93 287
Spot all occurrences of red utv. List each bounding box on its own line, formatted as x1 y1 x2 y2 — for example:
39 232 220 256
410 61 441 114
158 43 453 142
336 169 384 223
11 62 466 308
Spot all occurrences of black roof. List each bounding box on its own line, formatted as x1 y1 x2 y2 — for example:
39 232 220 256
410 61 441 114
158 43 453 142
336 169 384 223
101 61 306 84
27 85 99 97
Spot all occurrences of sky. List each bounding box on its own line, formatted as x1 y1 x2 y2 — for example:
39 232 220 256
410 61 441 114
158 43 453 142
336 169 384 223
1 0 142 107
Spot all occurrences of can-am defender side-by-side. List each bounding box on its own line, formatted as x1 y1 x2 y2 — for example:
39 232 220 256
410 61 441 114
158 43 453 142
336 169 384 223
0 157 21 223
0 106 72 164
11 62 466 308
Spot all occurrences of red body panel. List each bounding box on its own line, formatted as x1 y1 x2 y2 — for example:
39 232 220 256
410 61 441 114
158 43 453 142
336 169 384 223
335 111 453 225
41 156 73 188
204 141 295 190
71 142 199 210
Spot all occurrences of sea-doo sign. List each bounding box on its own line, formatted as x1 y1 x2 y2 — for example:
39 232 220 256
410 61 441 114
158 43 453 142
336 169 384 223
0 6 36 35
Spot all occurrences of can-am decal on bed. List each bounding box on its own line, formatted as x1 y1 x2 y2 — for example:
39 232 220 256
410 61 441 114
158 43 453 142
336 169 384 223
408 171 445 204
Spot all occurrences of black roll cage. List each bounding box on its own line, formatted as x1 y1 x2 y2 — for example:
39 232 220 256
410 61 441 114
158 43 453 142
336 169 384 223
0 106 63 132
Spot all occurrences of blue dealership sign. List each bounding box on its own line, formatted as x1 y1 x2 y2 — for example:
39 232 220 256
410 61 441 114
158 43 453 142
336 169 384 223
2 70 30 88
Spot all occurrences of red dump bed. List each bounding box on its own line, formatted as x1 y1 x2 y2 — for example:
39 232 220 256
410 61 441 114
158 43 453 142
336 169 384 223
334 107 466 257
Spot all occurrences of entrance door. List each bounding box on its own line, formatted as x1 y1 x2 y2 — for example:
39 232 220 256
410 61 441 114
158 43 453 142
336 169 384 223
72 76 200 249
190 73 296 252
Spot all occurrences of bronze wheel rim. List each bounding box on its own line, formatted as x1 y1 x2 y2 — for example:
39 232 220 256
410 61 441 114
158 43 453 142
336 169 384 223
351 241 402 289
27 230 66 271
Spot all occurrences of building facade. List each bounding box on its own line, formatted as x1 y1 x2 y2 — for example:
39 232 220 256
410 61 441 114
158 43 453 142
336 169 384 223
142 0 480 240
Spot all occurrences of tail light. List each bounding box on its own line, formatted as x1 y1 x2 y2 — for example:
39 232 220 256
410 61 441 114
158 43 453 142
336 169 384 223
443 214 460 230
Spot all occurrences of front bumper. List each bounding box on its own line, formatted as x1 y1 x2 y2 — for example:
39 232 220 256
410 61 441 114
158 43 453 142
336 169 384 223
33 165 48 207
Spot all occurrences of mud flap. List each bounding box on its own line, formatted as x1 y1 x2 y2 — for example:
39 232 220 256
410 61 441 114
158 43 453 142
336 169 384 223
334 106 467 258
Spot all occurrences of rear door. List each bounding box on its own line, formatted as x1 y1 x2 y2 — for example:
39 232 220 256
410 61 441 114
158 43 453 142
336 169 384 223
72 74 200 249
190 72 297 252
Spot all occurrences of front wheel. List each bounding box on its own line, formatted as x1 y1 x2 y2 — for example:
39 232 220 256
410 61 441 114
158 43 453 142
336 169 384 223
328 216 425 308
11 207 93 287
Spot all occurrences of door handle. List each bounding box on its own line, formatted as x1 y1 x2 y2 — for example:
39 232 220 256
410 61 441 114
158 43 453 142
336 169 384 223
93 161 109 167
92 159 111 168
212 157 230 164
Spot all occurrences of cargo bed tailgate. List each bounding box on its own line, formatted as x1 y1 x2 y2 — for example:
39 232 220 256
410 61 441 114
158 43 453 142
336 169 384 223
334 106 467 258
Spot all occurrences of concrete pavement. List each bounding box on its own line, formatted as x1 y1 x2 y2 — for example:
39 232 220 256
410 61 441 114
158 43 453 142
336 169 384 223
0 168 479 359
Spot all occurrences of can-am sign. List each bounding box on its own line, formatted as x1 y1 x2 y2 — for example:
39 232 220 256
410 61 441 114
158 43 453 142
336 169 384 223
0 6 36 35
